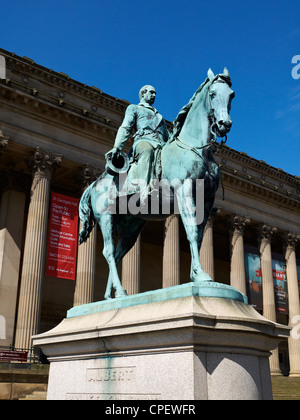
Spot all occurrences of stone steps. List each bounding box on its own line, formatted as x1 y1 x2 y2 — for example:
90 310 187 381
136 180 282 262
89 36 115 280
19 390 47 400
272 377 300 400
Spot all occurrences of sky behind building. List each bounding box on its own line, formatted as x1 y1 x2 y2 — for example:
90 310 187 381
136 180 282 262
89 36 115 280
1 0 300 176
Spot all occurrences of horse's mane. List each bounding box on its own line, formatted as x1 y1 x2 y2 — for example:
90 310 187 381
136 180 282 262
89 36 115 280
169 73 232 142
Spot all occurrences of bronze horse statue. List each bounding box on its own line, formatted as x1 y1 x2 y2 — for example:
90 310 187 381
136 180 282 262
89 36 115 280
79 68 235 299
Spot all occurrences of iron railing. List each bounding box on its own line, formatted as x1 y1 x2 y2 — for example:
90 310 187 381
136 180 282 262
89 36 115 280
0 345 48 367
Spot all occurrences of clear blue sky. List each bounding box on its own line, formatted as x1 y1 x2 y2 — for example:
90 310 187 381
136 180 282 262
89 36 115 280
1 0 300 176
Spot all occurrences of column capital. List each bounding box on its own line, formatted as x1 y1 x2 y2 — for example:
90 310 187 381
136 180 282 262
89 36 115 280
230 215 250 250
77 164 101 191
258 224 277 254
284 232 299 261
29 147 62 179
231 214 250 233
164 214 179 231
285 231 299 249
258 224 277 242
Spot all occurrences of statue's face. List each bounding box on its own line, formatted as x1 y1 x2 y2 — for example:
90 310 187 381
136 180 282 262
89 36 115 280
142 86 156 105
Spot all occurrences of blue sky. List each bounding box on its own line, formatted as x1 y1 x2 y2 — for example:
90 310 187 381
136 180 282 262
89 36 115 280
1 0 300 176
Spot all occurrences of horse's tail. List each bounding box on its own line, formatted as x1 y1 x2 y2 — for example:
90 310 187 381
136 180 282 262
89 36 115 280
79 181 96 244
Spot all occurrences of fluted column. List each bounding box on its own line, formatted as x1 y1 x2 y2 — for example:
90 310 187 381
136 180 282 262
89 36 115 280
122 235 141 295
259 223 281 375
230 215 250 295
163 215 180 288
73 165 100 306
15 148 62 349
200 216 215 281
0 171 28 346
285 233 300 377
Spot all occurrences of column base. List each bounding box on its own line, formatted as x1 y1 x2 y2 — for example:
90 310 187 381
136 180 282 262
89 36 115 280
270 371 283 376
289 372 300 378
33 282 289 400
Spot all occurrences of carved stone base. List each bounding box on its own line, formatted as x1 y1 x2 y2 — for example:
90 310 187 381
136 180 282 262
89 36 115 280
33 286 289 400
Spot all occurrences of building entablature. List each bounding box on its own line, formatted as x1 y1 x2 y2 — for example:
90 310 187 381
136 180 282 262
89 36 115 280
215 146 300 211
0 48 128 116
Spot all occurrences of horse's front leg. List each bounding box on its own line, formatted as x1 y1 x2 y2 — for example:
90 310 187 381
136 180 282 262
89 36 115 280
104 273 113 300
176 182 212 282
182 219 212 282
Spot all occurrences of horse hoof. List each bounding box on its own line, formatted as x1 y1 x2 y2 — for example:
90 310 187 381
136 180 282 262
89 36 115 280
115 288 128 298
191 270 212 282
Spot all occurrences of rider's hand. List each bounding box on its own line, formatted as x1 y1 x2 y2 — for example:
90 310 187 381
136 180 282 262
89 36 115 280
105 147 120 161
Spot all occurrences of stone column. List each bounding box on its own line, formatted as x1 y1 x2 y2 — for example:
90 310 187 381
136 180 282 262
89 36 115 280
200 216 215 281
15 148 62 350
73 165 99 307
258 224 281 375
122 235 141 295
230 215 250 295
285 233 300 377
0 172 27 346
163 215 180 288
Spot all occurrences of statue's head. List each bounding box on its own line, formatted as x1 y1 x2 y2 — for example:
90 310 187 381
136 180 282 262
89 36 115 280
139 85 156 105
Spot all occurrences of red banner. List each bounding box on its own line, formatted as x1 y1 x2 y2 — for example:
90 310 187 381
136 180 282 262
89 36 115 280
46 192 79 280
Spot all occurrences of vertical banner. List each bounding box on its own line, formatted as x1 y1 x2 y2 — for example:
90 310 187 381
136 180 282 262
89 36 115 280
46 192 79 280
272 254 288 314
244 246 263 311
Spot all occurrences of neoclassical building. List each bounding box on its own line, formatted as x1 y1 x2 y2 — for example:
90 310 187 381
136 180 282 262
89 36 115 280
0 48 299 377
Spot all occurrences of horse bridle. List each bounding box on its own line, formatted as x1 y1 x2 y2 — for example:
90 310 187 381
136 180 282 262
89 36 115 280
175 76 229 157
208 76 230 148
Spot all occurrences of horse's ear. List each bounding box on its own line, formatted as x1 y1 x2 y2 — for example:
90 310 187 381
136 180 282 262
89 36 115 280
207 68 215 81
223 67 230 76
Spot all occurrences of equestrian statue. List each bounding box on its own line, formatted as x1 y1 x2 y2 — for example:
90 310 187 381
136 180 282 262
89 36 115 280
79 68 235 299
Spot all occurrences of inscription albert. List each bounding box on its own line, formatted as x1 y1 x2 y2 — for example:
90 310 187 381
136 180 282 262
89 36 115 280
86 367 136 382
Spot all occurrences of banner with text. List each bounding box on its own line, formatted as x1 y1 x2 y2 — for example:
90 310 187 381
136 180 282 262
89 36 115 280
244 246 263 311
272 253 288 314
245 247 290 313
46 192 79 280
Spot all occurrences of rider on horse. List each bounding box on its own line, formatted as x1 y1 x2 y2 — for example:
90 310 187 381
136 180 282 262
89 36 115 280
106 85 170 202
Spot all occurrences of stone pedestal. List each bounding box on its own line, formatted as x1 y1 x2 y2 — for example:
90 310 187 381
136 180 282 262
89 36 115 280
33 282 289 400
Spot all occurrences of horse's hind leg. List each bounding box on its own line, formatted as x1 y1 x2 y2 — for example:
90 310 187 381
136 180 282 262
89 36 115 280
103 217 145 299
96 213 127 299
177 184 213 282
114 217 147 268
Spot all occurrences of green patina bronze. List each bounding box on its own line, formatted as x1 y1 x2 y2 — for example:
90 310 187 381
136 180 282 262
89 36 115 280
79 68 235 301
67 282 247 318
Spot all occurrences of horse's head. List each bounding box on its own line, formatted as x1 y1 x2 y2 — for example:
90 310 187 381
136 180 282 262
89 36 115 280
207 68 235 138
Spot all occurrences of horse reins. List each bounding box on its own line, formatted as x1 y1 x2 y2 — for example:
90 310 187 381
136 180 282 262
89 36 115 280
174 83 228 200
